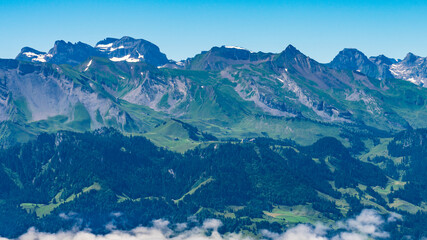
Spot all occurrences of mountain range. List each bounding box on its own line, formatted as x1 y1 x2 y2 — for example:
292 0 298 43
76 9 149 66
1 36 427 238
1 36 427 151
14 36 427 86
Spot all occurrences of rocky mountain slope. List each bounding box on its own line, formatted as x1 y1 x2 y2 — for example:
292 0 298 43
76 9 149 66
389 53 427 86
2 37 427 150
329 49 427 87
16 36 168 66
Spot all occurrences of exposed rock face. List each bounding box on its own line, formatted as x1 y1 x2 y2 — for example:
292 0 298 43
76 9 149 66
95 36 169 66
48 40 106 65
329 49 427 87
185 46 272 71
0 59 129 130
2 38 426 147
329 48 395 80
389 53 427 87
16 47 50 63
15 37 169 67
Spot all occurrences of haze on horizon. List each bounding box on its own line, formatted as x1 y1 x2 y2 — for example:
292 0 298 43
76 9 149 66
1 0 427 63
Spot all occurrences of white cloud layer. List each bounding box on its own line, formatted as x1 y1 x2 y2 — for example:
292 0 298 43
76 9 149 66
0 210 401 240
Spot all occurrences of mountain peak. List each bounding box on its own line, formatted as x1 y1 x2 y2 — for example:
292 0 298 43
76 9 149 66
185 45 271 71
19 47 45 55
14 36 169 66
95 36 168 66
222 45 248 51
341 48 362 53
273 44 327 80
285 44 297 50
120 36 136 41
16 47 50 63
283 44 300 55
276 44 309 64
327 48 395 79
53 40 66 45
369 55 397 66
96 37 119 46
274 45 306 65
329 48 371 70
47 40 104 65
402 52 419 63
389 52 427 85
207 45 251 58
335 48 368 60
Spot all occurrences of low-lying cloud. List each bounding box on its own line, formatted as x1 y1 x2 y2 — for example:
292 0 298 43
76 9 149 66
0 209 402 240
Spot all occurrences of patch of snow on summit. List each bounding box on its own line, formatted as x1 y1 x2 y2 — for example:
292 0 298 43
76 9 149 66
22 52 49 62
224 46 247 50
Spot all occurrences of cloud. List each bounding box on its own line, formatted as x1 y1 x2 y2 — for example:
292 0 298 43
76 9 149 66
387 212 402 223
202 219 223 231
174 223 188 232
272 224 328 240
104 222 116 231
58 212 79 221
0 209 401 240
263 209 394 240
110 212 123 218
332 232 366 240
7 219 243 240
58 212 84 229
343 209 389 238
12 225 232 240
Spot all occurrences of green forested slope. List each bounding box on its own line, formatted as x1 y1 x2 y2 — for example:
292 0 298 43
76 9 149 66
0 129 425 238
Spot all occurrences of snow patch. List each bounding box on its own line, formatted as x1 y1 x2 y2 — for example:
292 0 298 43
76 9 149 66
22 52 49 62
109 45 125 52
97 44 126 53
84 60 92 72
95 43 113 51
224 46 247 50
22 52 39 57
136 50 144 59
126 57 140 63
110 55 140 63
390 61 427 87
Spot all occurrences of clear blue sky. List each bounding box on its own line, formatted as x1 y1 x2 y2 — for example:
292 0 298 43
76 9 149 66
1 0 426 63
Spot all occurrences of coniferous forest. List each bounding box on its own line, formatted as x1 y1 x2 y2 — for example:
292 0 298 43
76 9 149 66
0 128 426 238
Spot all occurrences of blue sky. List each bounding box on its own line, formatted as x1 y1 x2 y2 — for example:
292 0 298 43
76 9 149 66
1 0 426 62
